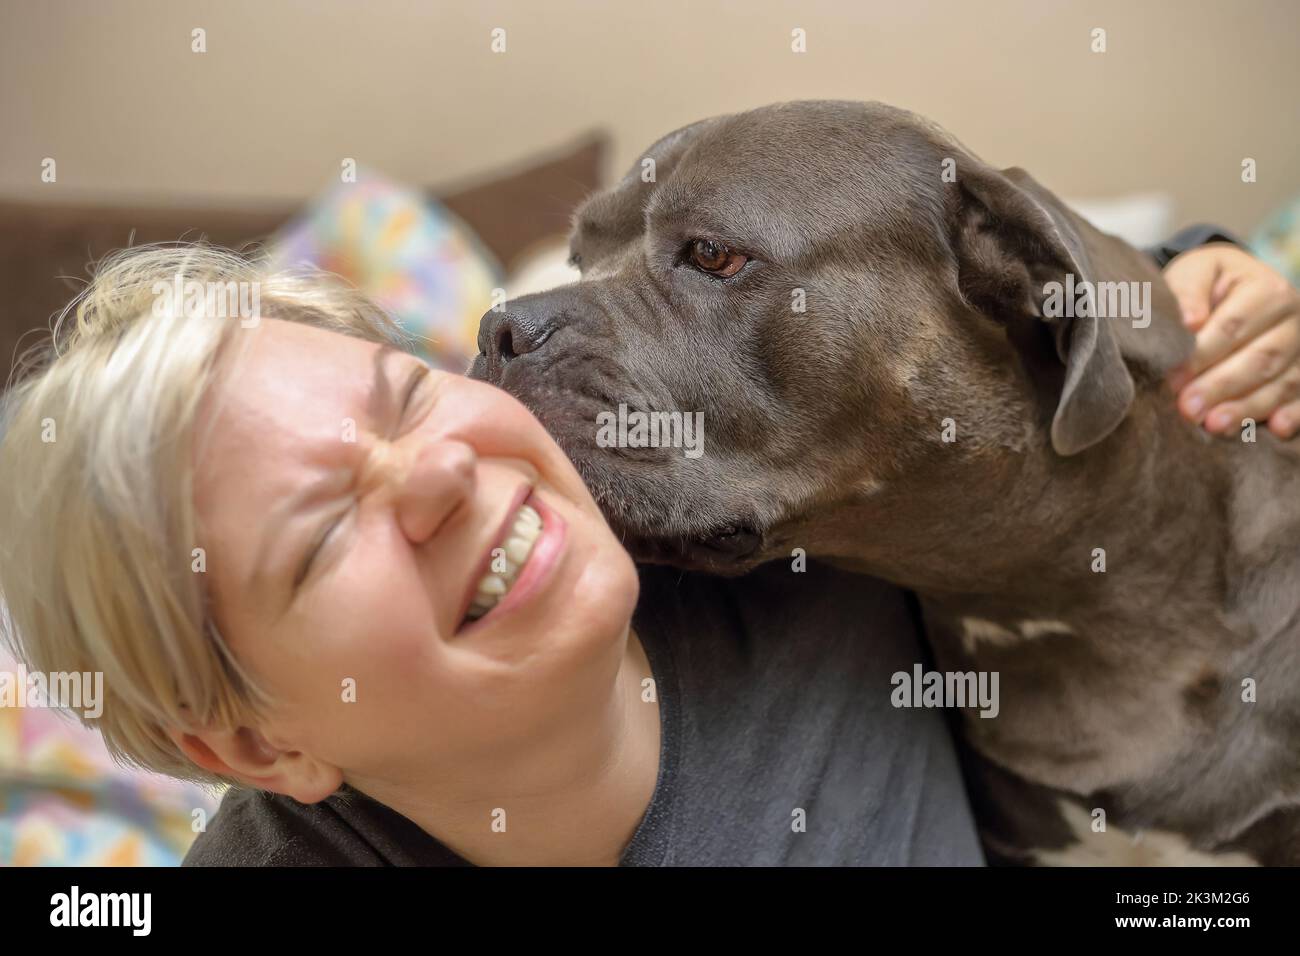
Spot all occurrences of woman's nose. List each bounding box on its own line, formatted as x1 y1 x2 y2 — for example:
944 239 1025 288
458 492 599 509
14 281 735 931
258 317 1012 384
395 439 476 543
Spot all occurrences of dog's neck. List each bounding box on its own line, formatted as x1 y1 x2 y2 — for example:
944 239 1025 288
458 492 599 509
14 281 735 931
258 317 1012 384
812 391 1232 618
821 391 1300 818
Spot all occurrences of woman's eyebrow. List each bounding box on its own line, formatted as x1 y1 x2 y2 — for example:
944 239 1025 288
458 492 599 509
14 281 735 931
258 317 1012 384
390 361 430 434
365 344 402 424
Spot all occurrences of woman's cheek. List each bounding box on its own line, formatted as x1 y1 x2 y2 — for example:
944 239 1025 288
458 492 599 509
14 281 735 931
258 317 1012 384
574 517 640 640
295 551 443 695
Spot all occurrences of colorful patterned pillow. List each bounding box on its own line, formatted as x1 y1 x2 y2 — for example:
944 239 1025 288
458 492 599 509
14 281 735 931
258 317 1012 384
1251 193 1300 289
270 171 502 371
0 646 220 866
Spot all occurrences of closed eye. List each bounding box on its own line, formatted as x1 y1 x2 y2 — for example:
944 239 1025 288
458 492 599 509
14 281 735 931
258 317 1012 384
294 361 429 597
294 507 347 593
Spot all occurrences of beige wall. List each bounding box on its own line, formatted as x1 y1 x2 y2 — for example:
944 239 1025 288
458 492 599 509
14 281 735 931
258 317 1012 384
1 0 1297 234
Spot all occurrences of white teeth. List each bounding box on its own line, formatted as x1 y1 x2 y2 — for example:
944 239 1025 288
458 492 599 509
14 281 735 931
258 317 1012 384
479 575 507 596
464 504 543 622
504 536 532 564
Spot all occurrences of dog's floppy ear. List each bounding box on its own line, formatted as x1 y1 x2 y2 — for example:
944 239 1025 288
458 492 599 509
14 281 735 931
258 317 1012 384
948 161 1135 456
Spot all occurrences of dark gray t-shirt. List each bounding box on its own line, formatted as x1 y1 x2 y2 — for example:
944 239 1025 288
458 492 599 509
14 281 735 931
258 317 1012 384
184 561 984 866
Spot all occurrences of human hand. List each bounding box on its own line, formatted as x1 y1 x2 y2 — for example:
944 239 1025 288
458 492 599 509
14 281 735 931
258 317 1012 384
1163 243 1300 439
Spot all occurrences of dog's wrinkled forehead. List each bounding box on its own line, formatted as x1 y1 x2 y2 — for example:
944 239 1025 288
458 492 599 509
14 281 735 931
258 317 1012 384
571 100 954 267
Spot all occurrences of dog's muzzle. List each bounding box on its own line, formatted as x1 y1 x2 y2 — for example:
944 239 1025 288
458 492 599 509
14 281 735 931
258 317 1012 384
475 306 557 383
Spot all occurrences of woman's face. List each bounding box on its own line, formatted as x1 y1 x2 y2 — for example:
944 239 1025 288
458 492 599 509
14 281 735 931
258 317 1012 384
190 318 639 795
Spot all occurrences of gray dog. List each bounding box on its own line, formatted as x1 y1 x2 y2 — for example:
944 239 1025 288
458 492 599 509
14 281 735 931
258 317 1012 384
469 100 1300 865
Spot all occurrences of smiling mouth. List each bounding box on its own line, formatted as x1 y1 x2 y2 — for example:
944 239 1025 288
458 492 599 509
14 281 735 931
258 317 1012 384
461 501 545 625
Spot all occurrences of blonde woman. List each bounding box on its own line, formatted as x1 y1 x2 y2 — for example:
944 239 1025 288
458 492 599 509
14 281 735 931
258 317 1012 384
0 246 985 865
0 241 1295 866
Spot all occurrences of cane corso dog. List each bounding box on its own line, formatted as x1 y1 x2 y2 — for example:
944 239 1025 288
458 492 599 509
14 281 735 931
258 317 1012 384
470 100 1300 865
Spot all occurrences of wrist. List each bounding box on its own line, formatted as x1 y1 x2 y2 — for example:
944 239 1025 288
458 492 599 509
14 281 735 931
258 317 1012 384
1148 224 1244 269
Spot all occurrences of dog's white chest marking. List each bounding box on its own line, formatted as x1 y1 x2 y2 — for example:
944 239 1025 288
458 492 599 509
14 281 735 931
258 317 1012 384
959 617 1074 654
1034 801 1258 867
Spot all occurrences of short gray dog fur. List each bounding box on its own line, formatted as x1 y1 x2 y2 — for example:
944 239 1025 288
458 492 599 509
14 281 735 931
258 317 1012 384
470 100 1300 865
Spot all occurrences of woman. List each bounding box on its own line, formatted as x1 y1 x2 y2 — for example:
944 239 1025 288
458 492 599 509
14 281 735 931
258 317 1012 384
0 240 1295 866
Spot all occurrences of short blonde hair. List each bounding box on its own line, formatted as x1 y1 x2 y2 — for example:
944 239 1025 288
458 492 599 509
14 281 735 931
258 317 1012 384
0 243 415 788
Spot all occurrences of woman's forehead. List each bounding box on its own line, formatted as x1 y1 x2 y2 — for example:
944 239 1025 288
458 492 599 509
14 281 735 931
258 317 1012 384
206 320 399 424
192 322 379 499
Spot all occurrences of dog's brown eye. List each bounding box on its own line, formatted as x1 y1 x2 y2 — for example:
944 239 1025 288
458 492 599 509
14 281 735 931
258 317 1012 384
688 238 748 278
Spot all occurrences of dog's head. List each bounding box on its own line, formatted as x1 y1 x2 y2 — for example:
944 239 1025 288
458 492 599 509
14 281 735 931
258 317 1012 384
469 100 1191 573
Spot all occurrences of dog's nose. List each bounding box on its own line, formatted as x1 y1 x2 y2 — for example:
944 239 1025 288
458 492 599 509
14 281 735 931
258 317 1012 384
478 307 552 370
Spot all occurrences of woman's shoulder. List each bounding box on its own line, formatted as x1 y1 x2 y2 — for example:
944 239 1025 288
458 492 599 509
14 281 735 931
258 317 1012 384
639 556 905 598
183 785 467 867
183 786 367 866
634 558 922 686
637 559 914 641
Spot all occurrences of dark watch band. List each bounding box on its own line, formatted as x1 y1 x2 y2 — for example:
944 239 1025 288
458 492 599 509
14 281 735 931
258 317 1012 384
1147 223 1244 269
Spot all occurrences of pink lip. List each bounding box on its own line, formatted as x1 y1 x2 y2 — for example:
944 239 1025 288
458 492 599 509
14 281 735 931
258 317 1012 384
453 482 532 627
454 489 568 637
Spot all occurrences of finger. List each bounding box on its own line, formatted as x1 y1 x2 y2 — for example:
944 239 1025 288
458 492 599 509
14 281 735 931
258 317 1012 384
1203 364 1300 435
1212 270 1238 307
1162 252 1224 331
1184 283 1295 378
1178 320 1300 424
1269 399 1300 439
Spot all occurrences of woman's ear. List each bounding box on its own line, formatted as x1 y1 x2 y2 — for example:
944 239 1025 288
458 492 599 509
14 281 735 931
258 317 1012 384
166 723 342 804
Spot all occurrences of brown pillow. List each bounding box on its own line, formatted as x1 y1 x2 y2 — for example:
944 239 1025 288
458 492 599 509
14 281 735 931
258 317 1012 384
0 133 605 387
440 133 603 271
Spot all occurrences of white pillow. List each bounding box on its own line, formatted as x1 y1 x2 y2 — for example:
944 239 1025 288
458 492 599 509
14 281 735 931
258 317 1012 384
1064 192 1175 249
504 237 581 300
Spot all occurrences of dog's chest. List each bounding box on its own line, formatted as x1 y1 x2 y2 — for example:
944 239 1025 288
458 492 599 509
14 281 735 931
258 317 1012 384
1017 797 1261 867
917 591 1300 863
920 605 1208 790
